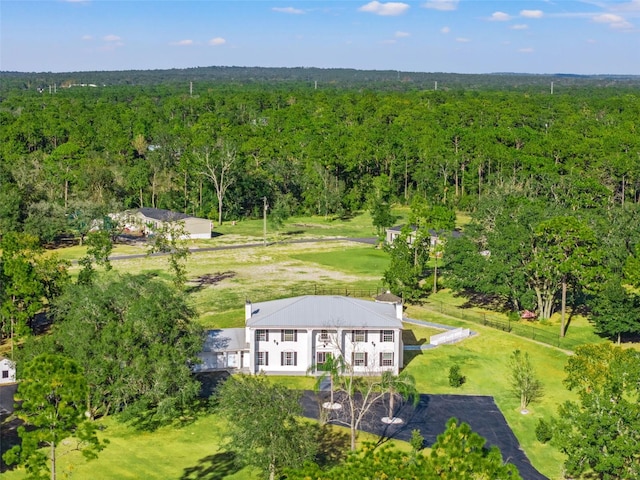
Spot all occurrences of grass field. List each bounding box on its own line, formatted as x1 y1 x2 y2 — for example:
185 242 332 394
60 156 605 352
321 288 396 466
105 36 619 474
3 210 610 480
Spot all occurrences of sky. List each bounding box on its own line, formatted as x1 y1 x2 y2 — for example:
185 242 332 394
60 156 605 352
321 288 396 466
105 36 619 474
1 0 639 75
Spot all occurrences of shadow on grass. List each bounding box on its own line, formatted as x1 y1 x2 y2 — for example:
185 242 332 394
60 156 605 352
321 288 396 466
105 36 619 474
313 424 350 467
180 451 240 480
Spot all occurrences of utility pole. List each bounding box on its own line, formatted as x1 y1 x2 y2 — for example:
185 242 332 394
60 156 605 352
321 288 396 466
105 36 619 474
263 196 268 247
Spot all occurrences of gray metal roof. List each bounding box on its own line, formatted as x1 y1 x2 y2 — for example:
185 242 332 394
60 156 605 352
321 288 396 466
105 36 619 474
202 328 247 352
246 295 403 329
136 207 190 222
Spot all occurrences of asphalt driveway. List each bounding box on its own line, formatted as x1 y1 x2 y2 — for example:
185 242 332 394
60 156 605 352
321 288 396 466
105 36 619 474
300 391 547 480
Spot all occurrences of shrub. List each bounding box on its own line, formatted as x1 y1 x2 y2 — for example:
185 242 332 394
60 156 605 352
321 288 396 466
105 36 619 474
535 418 553 443
448 363 465 388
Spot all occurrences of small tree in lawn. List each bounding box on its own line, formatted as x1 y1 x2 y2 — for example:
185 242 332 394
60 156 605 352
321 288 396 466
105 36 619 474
3 353 106 480
379 370 419 424
146 219 191 289
214 374 317 480
509 349 543 412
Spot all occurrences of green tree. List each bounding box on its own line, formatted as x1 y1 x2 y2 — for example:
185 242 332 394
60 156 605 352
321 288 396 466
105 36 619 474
0 233 68 356
588 276 640 344
2 353 106 480
284 419 521 479
379 370 419 423
382 227 426 303
531 216 601 334
509 349 543 412
30 273 203 425
426 418 522 479
553 344 640 479
145 219 191 289
368 174 395 240
214 374 317 480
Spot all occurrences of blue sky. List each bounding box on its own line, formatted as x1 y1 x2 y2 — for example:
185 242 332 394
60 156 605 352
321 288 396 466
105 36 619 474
1 1 639 74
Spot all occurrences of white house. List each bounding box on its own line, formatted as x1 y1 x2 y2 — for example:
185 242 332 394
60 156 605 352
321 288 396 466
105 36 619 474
0 357 16 384
195 295 404 376
385 225 461 248
111 208 212 240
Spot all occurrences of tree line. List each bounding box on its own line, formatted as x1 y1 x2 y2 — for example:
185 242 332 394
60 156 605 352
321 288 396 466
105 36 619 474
1 81 639 241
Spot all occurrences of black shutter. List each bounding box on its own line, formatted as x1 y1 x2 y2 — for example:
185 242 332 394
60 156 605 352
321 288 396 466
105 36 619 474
294 330 298 342
281 330 284 342
265 330 269 342
265 352 269 366
280 352 284 366
294 352 297 366
364 353 368 367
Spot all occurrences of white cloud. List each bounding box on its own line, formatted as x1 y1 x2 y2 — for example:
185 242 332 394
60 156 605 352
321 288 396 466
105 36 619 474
490 11 511 21
358 1 410 16
520 10 543 19
272 7 304 14
456 37 470 43
423 0 458 11
103 34 121 42
519 47 534 53
171 39 194 46
209 37 227 46
381 39 397 44
81 35 93 41
440 26 450 34
592 13 633 29
395 31 410 37
510 24 529 30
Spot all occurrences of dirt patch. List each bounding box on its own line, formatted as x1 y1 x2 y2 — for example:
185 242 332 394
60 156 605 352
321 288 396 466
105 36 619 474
193 271 236 286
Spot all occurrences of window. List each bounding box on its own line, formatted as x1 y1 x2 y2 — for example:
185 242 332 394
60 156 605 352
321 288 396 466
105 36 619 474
256 352 269 366
352 330 367 342
319 329 329 341
381 330 394 342
256 330 268 342
281 351 297 366
316 352 328 365
352 352 368 367
1 370 8 379
380 352 394 367
281 329 297 342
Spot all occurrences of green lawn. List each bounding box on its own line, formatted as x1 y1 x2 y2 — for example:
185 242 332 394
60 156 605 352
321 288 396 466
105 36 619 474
3 213 617 480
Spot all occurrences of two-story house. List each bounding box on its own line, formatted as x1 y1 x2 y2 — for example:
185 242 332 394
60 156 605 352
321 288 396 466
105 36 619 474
196 295 404 376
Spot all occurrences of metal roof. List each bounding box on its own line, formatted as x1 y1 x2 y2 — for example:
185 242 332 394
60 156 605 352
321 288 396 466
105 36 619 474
136 207 190 221
202 328 247 352
246 295 403 329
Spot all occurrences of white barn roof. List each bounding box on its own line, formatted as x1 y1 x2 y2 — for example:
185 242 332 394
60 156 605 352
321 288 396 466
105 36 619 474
246 295 403 330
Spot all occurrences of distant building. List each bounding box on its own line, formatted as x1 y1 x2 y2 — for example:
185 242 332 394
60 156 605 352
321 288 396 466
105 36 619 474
112 208 212 240
385 224 461 247
0 357 16 385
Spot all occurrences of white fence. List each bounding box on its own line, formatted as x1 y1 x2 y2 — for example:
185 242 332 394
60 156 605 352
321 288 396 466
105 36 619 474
430 327 471 346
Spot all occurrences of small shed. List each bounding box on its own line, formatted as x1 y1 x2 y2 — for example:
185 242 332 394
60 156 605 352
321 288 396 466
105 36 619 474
0 357 16 384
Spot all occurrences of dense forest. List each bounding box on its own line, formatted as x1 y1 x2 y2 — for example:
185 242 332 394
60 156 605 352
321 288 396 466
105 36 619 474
1 67 640 337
